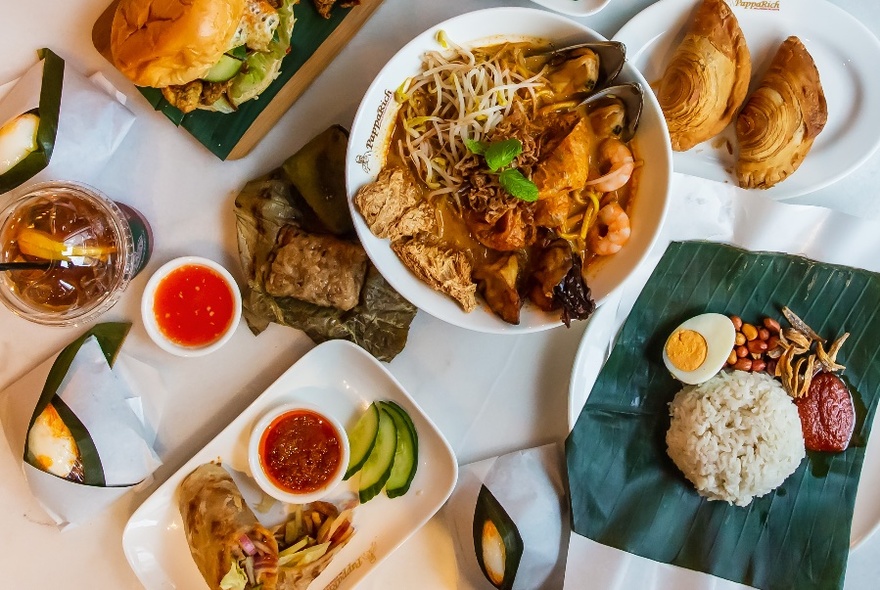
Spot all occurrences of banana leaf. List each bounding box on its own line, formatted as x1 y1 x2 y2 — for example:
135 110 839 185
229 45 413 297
139 1 365 160
565 241 880 590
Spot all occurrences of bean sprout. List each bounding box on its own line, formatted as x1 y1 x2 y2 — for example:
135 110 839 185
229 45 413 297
395 36 549 199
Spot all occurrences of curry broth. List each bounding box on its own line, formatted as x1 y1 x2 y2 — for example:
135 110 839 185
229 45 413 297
385 103 639 276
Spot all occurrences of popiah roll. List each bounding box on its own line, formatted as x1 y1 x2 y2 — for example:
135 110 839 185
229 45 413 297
179 463 279 590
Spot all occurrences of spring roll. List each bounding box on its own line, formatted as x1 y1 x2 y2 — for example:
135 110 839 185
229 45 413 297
179 464 279 590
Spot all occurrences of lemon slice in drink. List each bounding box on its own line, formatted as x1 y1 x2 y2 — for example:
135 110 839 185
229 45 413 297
17 228 116 262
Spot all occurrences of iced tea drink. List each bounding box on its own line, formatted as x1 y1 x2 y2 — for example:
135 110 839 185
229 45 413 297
0 181 151 325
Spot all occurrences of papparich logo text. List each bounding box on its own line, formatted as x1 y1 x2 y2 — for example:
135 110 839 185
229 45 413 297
735 0 780 10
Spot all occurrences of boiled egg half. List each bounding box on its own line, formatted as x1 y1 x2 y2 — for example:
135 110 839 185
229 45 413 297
663 313 735 385
26 403 82 481
0 112 39 176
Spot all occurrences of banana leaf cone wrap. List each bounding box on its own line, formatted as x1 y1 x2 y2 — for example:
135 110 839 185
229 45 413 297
0 48 63 194
179 464 279 590
565 241 880 590
24 322 131 486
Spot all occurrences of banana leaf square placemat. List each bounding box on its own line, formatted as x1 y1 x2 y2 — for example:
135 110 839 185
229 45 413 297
565 241 880 590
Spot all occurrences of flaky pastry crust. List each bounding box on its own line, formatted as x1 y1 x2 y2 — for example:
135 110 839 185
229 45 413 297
736 36 827 189
657 0 751 151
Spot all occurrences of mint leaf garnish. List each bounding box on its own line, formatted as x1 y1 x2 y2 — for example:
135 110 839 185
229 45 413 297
499 168 538 202
485 139 523 172
464 138 490 156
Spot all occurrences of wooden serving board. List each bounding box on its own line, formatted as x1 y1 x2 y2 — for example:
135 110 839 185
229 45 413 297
92 0 383 160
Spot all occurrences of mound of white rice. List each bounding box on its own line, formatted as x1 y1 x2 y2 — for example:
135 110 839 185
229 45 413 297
666 370 805 507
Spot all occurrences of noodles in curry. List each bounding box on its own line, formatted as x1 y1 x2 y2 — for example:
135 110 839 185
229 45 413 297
354 35 640 325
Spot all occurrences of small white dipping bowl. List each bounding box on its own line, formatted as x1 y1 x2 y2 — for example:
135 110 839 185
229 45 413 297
248 403 350 504
141 256 242 357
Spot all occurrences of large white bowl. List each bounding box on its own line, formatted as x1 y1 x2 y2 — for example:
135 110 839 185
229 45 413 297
346 7 672 334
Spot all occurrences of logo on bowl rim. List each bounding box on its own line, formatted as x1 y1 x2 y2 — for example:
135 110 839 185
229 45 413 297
357 89 395 174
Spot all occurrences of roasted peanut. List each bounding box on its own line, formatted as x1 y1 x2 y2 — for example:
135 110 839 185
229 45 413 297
727 350 738 365
763 317 781 333
767 335 779 350
730 315 743 330
758 328 770 341
752 359 766 372
736 346 749 358
735 332 746 346
747 340 768 354
767 359 777 376
733 358 752 371
741 323 759 341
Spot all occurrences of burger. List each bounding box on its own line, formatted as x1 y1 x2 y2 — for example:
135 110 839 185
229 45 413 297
110 0 298 114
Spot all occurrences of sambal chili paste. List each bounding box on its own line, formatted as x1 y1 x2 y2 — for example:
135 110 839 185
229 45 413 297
259 409 342 493
796 372 855 452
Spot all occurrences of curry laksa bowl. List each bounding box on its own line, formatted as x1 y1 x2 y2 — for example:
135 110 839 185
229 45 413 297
346 7 672 334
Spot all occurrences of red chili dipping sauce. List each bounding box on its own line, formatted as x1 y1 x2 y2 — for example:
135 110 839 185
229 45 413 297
796 372 855 452
259 409 342 494
153 264 235 347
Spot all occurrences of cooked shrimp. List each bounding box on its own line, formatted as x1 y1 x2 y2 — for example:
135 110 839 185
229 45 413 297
585 138 634 193
588 202 631 256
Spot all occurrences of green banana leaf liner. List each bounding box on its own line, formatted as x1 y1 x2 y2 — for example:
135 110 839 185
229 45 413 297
565 241 880 590
24 322 131 487
0 48 63 194
139 2 356 160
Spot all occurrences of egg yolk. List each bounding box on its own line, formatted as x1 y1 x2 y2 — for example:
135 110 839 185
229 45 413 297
665 329 708 372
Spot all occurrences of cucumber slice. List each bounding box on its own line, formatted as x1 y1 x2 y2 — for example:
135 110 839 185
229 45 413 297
380 402 419 498
344 403 380 480
203 55 243 83
358 407 397 503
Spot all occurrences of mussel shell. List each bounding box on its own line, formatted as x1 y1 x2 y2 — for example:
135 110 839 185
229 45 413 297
532 41 627 92
581 82 644 143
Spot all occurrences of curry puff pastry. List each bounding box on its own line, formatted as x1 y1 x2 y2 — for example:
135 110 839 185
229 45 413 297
657 0 751 151
736 36 828 189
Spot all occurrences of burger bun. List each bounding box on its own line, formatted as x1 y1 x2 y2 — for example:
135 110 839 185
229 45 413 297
110 0 246 88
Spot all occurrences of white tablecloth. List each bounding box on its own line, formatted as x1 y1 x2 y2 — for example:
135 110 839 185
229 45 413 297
0 1 878 589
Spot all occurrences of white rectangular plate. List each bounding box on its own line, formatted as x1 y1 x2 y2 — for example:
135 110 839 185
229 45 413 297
122 340 458 590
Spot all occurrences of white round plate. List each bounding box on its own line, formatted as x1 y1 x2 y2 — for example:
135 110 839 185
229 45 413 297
527 0 611 17
615 0 880 199
347 7 672 334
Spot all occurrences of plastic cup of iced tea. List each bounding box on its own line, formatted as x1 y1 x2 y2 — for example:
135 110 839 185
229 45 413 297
0 181 152 326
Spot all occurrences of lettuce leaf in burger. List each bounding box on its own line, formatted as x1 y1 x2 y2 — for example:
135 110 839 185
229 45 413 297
110 0 298 114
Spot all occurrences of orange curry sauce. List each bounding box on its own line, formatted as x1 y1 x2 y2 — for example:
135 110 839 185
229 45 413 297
152 264 234 347
259 409 342 493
